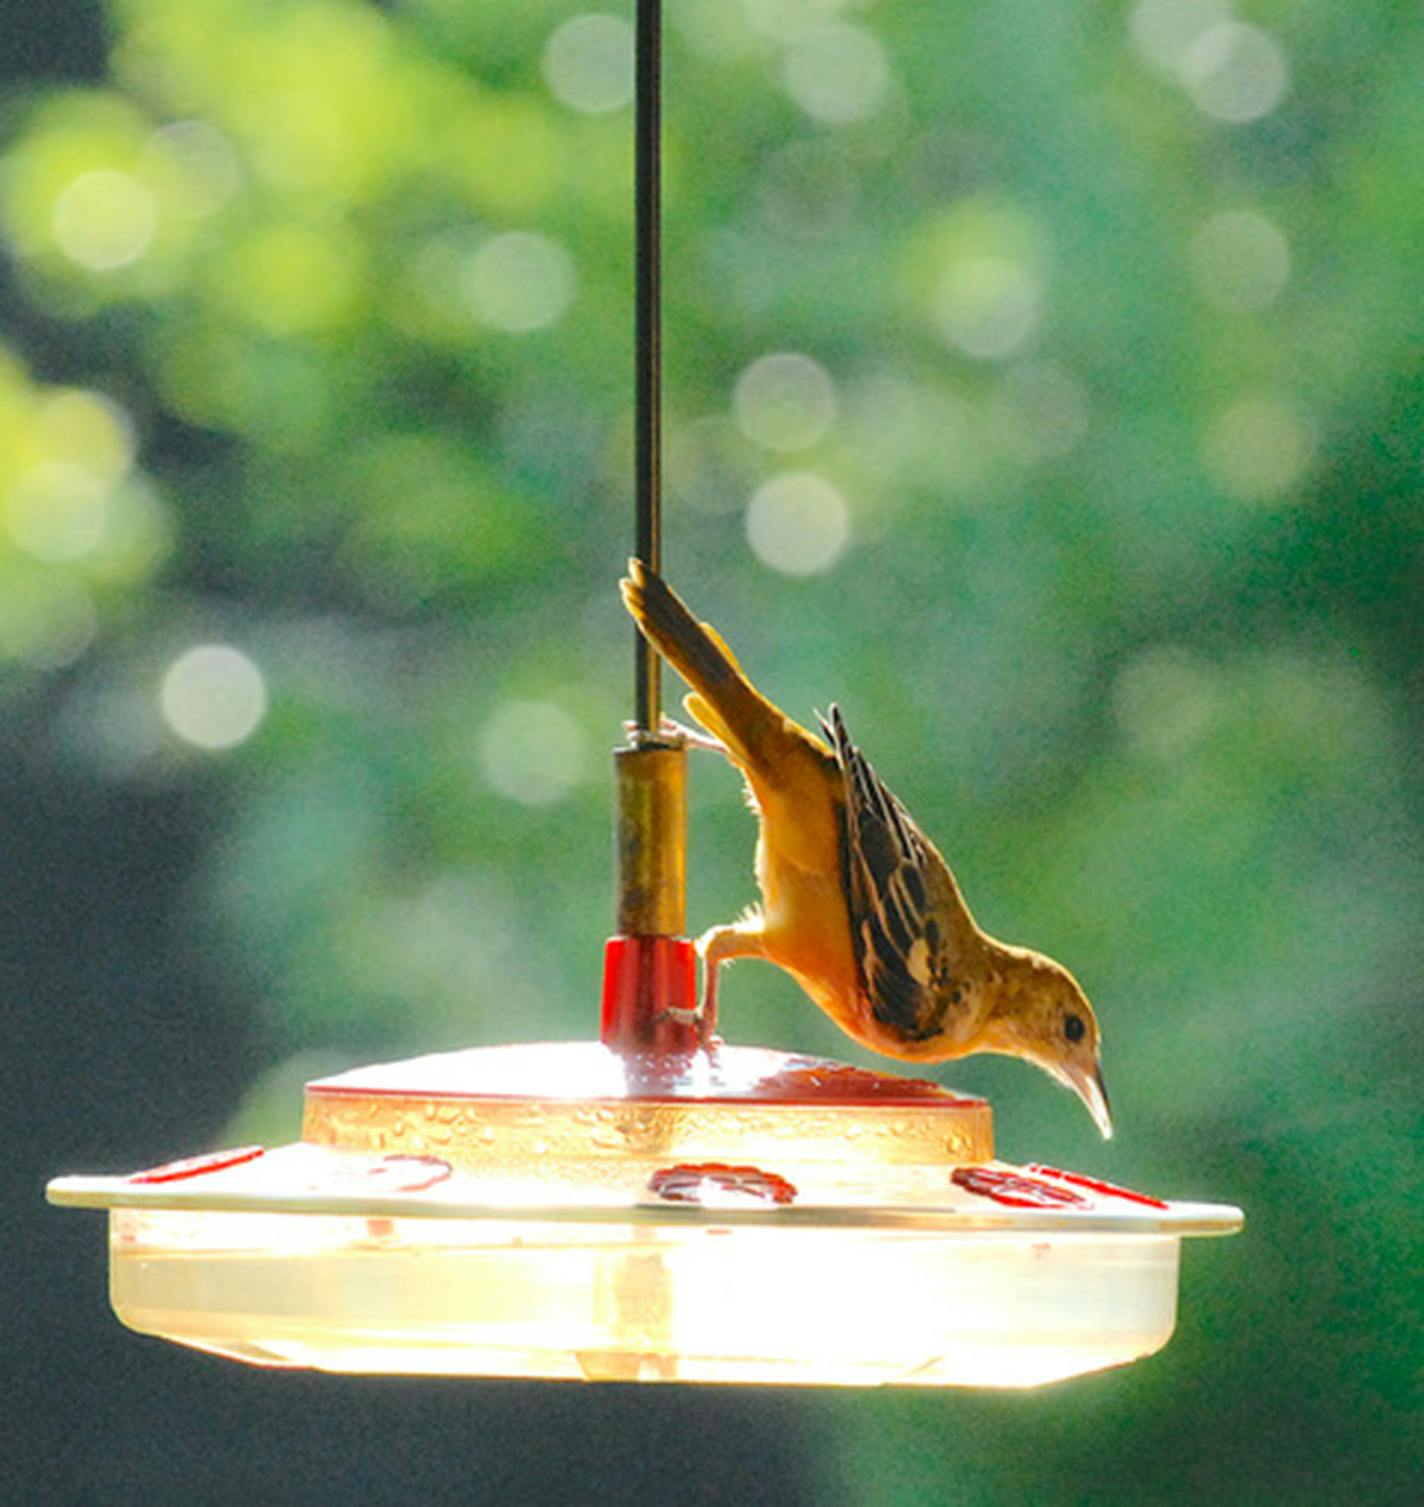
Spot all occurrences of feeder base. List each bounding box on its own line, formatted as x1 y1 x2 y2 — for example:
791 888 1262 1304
107 1210 1182 1387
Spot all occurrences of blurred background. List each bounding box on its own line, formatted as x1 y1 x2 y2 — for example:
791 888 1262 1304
5 1 1420 1501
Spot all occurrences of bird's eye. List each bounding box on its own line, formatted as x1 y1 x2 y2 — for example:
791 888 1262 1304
1063 1013 1086 1043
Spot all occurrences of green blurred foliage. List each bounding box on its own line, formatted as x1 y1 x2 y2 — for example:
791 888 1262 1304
3 0 1421 1500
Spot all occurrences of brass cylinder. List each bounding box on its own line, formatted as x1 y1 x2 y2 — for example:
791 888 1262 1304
614 742 686 936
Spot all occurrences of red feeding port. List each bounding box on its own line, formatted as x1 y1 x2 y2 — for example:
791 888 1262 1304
952 1166 1089 1210
314 1155 454 1195
129 1146 265 1184
1026 1165 1170 1210
650 1162 798 1206
600 935 699 1052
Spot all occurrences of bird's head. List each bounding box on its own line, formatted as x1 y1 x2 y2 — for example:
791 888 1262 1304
984 949 1112 1139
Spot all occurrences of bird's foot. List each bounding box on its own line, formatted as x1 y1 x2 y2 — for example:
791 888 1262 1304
622 717 726 755
651 1003 719 1049
665 718 727 755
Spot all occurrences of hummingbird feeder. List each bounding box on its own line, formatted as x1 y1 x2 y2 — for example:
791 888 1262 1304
47 2 1240 1387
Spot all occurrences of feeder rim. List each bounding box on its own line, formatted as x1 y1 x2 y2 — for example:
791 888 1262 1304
46 1173 1244 1238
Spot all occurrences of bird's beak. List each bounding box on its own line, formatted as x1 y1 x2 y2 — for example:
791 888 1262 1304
1060 1060 1114 1140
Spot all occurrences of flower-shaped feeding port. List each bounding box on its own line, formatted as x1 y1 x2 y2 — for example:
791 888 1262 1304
47 1039 1240 1387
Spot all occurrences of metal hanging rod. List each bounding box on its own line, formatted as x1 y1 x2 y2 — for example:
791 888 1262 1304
633 0 662 735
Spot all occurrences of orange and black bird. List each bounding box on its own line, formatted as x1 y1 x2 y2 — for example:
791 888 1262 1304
621 560 1113 1137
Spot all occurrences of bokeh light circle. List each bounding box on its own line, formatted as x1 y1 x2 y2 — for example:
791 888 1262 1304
743 0 846 43
542 14 634 114
465 232 576 333
6 464 110 562
0 577 98 671
35 389 136 480
994 362 1090 461
782 23 890 126
733 352 837 452
160 645 269 751
1114 646 1219 762
479 700 586 805
1191 209 1291 311
52 170 158 271
745 472 850 575
145 120 241 219
935 257 1042 361
1203 394 1315 502
1184 22 1289 124
1127 0 1230 76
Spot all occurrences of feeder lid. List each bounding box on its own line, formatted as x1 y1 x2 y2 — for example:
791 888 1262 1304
50 1039 1241 1236
298 1040 993 1172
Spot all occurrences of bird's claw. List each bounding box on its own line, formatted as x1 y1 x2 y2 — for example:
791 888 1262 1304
672 721 728 755
621 716 725 755
622 716 678 749
652 1004 719 1048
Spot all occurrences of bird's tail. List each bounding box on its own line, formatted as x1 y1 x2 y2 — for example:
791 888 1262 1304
619 560 783 766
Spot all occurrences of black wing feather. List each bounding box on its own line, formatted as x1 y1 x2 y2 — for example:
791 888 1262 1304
823 705 945 1041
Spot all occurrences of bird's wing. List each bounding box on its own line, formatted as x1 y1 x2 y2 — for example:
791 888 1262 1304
823 705 958 1042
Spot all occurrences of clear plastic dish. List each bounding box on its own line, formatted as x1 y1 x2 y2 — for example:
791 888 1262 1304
48 1042 1241 1387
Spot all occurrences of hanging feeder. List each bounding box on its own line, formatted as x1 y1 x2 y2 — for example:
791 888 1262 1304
47 2 1240 1387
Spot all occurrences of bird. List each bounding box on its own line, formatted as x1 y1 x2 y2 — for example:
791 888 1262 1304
620 559 1113 1138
